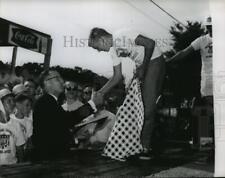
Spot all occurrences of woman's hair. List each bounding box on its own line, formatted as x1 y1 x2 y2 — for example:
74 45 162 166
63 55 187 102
88 27 111 46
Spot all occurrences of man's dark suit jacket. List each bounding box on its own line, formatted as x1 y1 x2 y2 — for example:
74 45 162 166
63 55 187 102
32 93 94 160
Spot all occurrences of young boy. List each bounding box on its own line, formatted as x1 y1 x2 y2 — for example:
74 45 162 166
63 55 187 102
0 89 25 165
11 94 33 160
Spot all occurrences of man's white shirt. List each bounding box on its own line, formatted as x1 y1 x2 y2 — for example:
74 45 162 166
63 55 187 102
191 34 213 96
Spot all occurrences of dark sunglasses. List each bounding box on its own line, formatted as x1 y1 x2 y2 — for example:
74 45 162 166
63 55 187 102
84 91 92 95
65 86 77 91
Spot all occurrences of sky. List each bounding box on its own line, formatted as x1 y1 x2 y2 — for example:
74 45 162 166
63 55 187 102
0 0 210 77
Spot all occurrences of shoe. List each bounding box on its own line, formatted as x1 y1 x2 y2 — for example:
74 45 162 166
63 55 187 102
139 149 153 160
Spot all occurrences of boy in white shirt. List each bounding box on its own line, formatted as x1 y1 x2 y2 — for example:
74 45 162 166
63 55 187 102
11 94 33 160
0 89 25 165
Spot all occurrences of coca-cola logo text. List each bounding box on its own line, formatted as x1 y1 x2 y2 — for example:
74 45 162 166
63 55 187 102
11 28 38 49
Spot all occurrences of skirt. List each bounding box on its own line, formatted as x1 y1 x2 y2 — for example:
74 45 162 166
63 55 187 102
102 78 144 161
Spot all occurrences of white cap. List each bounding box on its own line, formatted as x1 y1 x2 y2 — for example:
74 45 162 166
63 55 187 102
12 84 26 95
0 88 12 99
0 89 12 117
205 16 212 26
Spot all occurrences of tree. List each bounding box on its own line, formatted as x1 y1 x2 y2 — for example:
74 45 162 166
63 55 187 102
165 21 206 101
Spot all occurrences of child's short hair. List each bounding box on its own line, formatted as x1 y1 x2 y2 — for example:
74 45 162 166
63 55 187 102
88 27 110 46
15 94 32 103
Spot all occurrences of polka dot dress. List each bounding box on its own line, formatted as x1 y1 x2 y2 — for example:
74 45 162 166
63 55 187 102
103 78 144 161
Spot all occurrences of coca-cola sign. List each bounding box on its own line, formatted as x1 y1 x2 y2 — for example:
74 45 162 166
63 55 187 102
8 24 48 54
11 28 38 49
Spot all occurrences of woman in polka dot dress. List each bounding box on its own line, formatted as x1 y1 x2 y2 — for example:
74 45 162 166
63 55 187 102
88 28 165 161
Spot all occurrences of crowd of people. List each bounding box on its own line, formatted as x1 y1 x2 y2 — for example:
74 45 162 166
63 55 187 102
0 63 116 164
0 67 36 165
0 16 213 165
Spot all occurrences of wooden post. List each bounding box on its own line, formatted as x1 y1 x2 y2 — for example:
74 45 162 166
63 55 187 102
44 38 52 70
11 46 17 74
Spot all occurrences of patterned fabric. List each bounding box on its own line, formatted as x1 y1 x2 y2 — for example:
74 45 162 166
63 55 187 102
103 78 144 161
